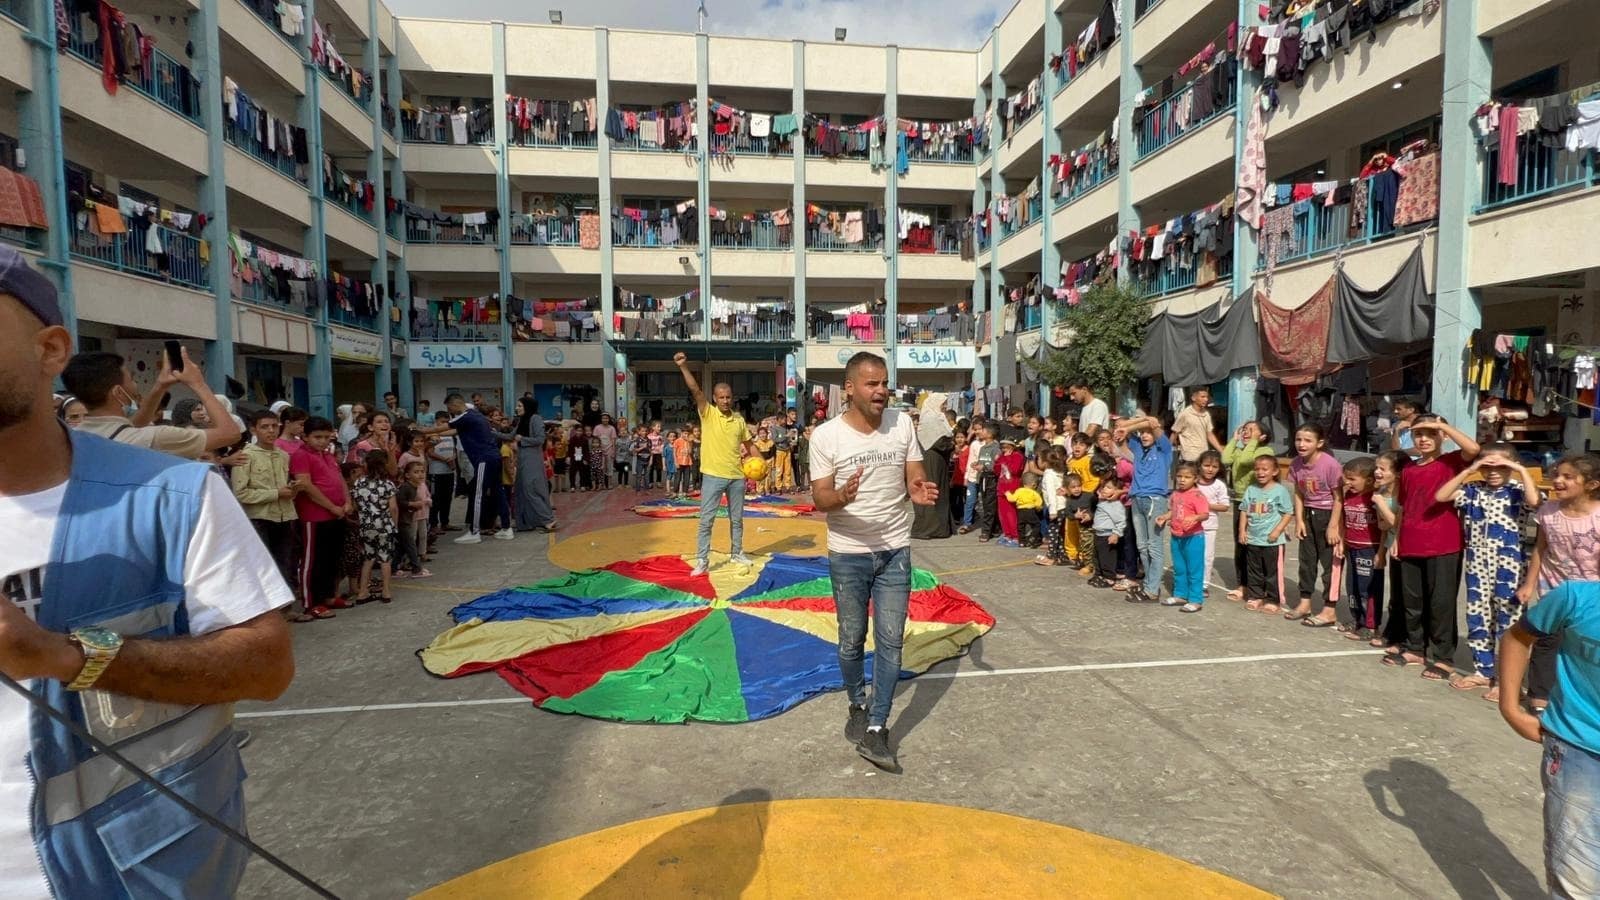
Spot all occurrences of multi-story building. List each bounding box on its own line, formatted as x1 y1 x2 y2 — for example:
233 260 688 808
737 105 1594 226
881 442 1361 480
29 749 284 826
3 0 1595 440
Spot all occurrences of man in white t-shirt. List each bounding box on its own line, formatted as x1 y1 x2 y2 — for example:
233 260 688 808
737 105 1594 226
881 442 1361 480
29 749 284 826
0 247 295 897
810 352 940 774
1070 381 1111 437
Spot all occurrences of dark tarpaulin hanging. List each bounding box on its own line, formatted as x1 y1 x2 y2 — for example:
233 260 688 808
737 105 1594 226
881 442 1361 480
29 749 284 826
1326 243 1434 363
1135 292 1260 387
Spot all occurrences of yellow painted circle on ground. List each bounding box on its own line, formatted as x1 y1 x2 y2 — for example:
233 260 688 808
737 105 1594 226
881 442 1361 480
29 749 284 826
548 517 829 572
415 798 1274 899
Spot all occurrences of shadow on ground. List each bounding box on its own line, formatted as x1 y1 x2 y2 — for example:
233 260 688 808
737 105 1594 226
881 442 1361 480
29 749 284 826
582 788 772 899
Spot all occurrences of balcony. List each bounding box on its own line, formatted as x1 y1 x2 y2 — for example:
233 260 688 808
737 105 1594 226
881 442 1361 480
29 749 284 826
899 222 963 255
234 268 307 314
809 314 883 343
1138 252 1234 298
999 195 1043 242
71 217 208 291
66 20 202 124
0 224 43 251
510 214 581 246
1055 157 1116 209
320 67 370 116
509 130 597 150
712 134 794 158
1135 70 1236 161
1478 135 1598 214
614 216 694 248
236 0 299 52
1135 0 1165 19
1000 104 1042 142
807 231 881 253
403 117 492 146
1254 193 1431 272
224 120 305 184
710 221 790 250
897 313 975 344
324 186 375 225
904 141 974 165
1014 303 1042 332
329 304 379 333
405 219 493 245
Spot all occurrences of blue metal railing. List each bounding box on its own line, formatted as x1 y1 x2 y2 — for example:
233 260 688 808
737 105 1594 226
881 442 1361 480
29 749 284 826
1055 37 1116 94
405 220 492 244
329 305 379 333
402 117 493 145
709 315 792 342
711 221 790 250
324 188 374 225
999 196 1044 241
72 217 208 291
236 0 298 50
0 225 44 250
66 20 202 124
1135 0 1165 20
807 231 881 252
509 130 597 149
615 129 691 153
234 270 304 312
510 215 581 246
1254 189 1430 272
1135 69 1236 160
223 119 305 183
321 69 370 115
1001 104 1042 140
1015 303 1042 331
1139 251 1234 298
905 141 975 164
385 215 401 240
810 315 884 342
1478 133 1599 213
899 222 963 255
1055 157 1116 208
613 216 694 248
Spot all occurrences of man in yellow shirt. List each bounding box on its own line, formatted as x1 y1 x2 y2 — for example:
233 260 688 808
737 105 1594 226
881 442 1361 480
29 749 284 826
675 352 757 575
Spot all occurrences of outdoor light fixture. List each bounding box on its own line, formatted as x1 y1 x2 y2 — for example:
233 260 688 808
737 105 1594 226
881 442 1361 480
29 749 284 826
1391 79 1406 90
679 256 690 265
835 27 847 41
548 10 562 24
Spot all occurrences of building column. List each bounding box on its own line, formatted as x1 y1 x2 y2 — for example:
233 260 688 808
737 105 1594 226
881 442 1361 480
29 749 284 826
385 46 414 414
1430 0 1489 429
1115 0 1139 284
301 0 332 417
1226 0 1265 433
492 22 514 403
188 0 233 392
884 45 900 385
696 32 711 339
970 79 989 390
19 0 76 333
366 0 391 404
1038 8 1063 412
792 41 806 347
597 28 617 412
987 31 1004 389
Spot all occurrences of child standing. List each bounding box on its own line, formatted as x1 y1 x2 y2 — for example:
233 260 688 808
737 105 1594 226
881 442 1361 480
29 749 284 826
1161 461 1211 612
974 424 1002 540
288 416 349 620
629 426 652 492
1037 447 1069 566
648 421 666 488
354 450 398 604
1196 450 1230 601
1335 457 1383 639
961 425 990 535
395 461 433 579
794 425 811 491
1067 434 1101 573
952 431 970 530
1387 415 1480 679
1370 450 1408 650
1433 444 1540 692
664 429 680 494
1065 474 1096 570
672 429 694 496
753 427 777 493
995 437 1025 547
1289 424 1344 623
589 429 607 489
1240 455 1295 613
1517 453 1600 709
1008 471 1044 549
1089 477 1127 588
337 461 366 603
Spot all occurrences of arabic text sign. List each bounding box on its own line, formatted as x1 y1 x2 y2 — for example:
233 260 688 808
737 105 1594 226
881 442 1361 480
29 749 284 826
895 345 976 370
409 343 505 370
330 328 383 363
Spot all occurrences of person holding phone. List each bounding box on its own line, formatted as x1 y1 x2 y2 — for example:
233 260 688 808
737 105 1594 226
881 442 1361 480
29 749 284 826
63 344 240 459
809 351 940 775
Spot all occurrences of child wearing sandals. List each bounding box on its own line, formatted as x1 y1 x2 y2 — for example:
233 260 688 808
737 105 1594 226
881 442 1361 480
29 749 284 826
1385 415 1480 681
1239 455 1295 612
1433 444 1540 696
1290 424 1344 626
1037 447 1070 566
353 449 399 604
1196 451 1230 602
1160 461 1211 613
1516 453 1600 709
1335 457 1383 642
1371 451 1407 651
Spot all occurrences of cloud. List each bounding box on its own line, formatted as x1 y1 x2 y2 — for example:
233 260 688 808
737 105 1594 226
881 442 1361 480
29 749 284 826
385 0 1001 50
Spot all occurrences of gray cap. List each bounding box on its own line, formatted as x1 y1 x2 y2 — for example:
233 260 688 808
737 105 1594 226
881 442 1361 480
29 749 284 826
0 245 62 327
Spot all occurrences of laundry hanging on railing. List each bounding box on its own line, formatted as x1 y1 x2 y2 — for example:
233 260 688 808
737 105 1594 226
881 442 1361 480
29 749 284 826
1049 0 1119 80
230 234 316 279
507 296 600 342
0 166 50 230
605 101 697 150
398 200 501 229
1126 193 1236 291
999 76 1042 137
404 102 494 144
323 157 376 211
1473 80 1600 184
993 181 1042 232
224 76 310 171
804 204 885 246
310 19 371 101
1242 0 1438 108
1048 127 1117 198
506 96 598 145
1058 246 1120 300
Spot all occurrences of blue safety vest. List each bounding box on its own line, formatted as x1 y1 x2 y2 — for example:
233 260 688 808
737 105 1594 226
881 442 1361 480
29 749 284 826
28 431 248 899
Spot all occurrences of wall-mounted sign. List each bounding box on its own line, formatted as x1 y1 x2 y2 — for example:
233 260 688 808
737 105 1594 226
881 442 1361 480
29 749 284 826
896 345 976 370
330 328 383 363
835 348 853 365
544 347 565 366
409 343 504 369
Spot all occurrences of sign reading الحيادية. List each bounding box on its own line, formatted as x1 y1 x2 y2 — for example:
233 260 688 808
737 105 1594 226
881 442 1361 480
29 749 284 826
408 343 505 369
895 345 976 370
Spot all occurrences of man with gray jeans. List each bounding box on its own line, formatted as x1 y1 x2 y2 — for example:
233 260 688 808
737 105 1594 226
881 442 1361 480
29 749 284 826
674 353 756 574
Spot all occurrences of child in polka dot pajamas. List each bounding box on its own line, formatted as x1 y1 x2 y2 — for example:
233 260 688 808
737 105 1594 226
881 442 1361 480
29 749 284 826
1432 443 1541 692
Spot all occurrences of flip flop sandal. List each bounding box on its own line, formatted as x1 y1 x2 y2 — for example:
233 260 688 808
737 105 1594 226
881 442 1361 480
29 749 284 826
1283 609 1310 621
288 612 317 623
325 597 356 610
1421 663 1455 681
1380 651 1414 667
380 594 394 604
1261 604 1282 614
1449 674 1491 691
308 606 336 620
1301 617 1337 628
1244 599 1264 611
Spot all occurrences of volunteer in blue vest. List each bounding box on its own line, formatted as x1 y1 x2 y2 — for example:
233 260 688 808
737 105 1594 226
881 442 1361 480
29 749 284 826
420 392 514 544
0 245 296 898
674 352 757 576
810 351 940 774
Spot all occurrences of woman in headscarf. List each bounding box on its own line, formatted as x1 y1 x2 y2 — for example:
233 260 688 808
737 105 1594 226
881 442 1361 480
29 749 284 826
509 397 557 531
911 392 955 540
336 403 363 447
591 413 618 489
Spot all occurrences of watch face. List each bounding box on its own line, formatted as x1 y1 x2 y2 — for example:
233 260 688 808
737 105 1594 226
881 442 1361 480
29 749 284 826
74 626 122 652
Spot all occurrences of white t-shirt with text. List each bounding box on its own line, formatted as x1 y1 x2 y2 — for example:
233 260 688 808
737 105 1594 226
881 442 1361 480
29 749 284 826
0 474 293 898
809 409 923 554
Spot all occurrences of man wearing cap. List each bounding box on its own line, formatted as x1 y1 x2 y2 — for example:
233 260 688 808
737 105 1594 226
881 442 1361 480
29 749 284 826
0 246 295 897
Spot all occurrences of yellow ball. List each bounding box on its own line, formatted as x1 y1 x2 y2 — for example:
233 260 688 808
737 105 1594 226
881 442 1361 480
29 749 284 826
742 456 769 481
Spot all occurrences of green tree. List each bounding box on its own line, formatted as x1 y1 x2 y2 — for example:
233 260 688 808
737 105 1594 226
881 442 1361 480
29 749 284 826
1023 281 1149 397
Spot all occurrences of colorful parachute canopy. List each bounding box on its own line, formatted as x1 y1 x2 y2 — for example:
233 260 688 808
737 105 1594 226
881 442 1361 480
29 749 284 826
632 494 816 519
419 554 993 723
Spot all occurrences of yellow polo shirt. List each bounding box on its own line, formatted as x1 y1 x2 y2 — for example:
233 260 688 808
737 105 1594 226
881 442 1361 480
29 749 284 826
698 402 751 480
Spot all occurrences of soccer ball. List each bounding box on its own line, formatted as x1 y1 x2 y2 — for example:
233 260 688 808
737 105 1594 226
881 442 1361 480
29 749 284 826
742 456 769 481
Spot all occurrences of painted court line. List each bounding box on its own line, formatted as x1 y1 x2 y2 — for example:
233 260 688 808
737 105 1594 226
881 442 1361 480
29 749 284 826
236 649 1380 720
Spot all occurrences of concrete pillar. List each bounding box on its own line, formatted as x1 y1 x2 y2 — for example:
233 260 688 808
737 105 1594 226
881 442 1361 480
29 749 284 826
1039 7 1063 412
970 77 988 390
1430 0 1490 429
696 32 712 339
385 45 414 414
191 0 233 392
19 0 77 333
492 22 514 403
1114 0 1139 285
597 29 617 412
884 45 900 385
301 0 332 417
792 41 806 345
364 0 391 403
1226 0 1266 433
987 31 1004 389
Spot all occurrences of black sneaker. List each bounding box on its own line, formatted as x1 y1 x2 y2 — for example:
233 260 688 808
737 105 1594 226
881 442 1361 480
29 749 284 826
845 704 868 744
856 727 901 774
1126 587 1157 604
1087 576 1113 588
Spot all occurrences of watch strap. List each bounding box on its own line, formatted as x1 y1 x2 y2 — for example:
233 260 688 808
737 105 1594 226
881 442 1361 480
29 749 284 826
67 653 114 692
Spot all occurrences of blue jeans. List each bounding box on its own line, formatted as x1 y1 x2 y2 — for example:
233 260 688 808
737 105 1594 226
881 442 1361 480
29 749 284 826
962 483 977 527
696 473 745 562
1170 532 1205 604
831 546 911 727
1545 733 1600 899
1131 495 1170 596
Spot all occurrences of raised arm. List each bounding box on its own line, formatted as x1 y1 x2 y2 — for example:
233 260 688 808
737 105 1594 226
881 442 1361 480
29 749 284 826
173 347 243 451
1434 458 1482 504
673 352 706 410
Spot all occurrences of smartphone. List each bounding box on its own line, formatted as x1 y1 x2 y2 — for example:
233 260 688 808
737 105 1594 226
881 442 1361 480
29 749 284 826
164 340 184 373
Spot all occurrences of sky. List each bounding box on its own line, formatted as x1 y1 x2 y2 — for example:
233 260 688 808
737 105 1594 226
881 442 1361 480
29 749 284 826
385 0 1003 51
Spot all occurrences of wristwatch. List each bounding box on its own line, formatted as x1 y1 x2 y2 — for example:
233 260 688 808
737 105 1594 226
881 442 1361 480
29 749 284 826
66 626 123 692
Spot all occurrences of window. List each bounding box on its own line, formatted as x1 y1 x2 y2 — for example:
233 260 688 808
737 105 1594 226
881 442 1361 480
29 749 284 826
0 132 17 170
1495 66 1560 103
1359 115 1441 162
1275 160 1329 184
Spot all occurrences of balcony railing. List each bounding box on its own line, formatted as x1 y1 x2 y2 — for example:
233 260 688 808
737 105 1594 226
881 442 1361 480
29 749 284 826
329 304 379 333
66 20 202 124
1015 303 1043 332
1478 135 1599 213
1055 157 1116 208
1254 192 1430 271
1055 38 1117 94
385 215 401 240
72 219 208 291
807 231 881 253
236 0 298 49
898 313 975 344
999 196 1044 241
905 142 975 165
0 0 26 25
403 116 493 146
810 315 884 342
615 311 795 342
508 130 597 150
234 271 307 313
615 131 691 153
510 215 581 246
1135 69 1236 161
714 134 794 157
1001 104 1042 141
711 221 790 250
899 223 964 255
324 188 375 225
614 216 694 248
224 119 305 183
0 224 44 251
405 220 493 244
1138 252 1234 298
710 315 793 342
321 70 369 116
411 322 502 342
